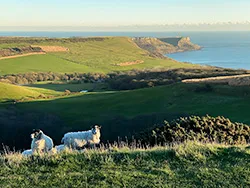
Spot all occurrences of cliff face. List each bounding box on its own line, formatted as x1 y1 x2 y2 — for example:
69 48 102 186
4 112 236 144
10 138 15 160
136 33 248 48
132 37 201 57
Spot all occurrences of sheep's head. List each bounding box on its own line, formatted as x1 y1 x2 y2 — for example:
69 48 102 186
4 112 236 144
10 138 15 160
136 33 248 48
31 129 43 139
91 125 101 135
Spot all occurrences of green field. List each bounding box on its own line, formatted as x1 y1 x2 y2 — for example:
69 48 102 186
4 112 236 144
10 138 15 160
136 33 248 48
0 54 99 75
0 37 198 75
1 82 250 149
1 142 250 187
0 82 63 102
14 83 250 124
28 82 110 92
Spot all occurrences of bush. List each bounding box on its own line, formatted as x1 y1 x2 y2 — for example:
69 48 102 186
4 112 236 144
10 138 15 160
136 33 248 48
137 115 250 145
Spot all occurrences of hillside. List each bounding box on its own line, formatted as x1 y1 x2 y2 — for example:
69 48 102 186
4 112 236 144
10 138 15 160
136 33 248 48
0 82 62 102
0 37 199 75
1 142 250 187
1 83 250 149
0 82 41 102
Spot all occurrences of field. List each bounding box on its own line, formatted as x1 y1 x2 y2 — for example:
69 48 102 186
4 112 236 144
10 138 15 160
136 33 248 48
0 82 63 102
0 54 99 75
27 82 110 92
1 141 250 187
1 82 250 150
0 37 198 75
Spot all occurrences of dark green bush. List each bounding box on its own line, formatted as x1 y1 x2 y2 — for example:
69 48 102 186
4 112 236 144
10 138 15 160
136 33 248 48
138 115 250 145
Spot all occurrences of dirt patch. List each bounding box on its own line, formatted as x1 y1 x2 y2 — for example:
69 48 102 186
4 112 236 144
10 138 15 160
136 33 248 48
118 60 144 66
182 74 250 86
32 46 69 52
0 52 46 60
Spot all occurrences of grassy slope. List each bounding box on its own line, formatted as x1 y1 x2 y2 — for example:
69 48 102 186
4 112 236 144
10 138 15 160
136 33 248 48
27 82 110 92
1 142 250 187
15 83 250 124
0 82 62 102
0 37 198 75
1 83 250 148
0 54 99 75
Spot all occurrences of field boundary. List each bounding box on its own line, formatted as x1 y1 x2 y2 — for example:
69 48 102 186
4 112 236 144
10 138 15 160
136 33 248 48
0 52 46 60
182 74 250 85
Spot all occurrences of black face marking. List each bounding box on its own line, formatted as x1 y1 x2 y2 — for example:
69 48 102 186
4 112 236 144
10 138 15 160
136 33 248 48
32 129 41 134
92 128 97 135
31 129 42 139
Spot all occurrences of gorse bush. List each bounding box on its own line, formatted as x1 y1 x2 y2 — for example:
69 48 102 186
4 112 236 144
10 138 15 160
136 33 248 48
138 115 250 145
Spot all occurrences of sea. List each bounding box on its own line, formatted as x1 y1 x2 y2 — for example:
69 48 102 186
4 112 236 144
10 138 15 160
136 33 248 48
1 31 250 70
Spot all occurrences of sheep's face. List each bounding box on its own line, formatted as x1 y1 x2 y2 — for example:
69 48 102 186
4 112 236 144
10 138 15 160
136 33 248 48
91 125 101 135
31 129 42 139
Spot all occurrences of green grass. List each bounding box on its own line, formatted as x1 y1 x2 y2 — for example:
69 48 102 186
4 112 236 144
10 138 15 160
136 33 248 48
27 82 110 92
1 83 250 149
14 83 250 124
1 141 250 187
0 37 198 75
0 54 99 75
0 82 63 102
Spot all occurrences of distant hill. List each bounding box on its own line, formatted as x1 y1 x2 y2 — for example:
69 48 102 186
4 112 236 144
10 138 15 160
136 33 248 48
132 37 201 56
0 37 199 75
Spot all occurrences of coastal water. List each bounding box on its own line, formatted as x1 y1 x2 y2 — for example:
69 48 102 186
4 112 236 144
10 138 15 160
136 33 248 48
0 31 250 70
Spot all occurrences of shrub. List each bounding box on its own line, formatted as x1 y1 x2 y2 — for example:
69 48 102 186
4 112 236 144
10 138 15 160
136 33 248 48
137 115 250 145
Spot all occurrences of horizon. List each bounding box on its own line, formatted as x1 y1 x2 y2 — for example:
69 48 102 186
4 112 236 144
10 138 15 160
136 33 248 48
1 0 250 31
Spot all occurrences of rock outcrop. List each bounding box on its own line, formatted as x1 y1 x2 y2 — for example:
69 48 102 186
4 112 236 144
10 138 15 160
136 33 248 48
132 37 201 57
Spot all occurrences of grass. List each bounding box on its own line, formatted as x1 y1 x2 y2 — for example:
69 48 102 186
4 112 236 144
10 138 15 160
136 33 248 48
0 82 63 102
1 82 250 150
0 54 99 75
27 82 110 92
0 37 198 75
1 141 250 187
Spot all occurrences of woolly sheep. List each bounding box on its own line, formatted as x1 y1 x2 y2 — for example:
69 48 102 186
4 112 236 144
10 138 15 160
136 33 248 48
61 125 101 149
55 144 67 153
31 129 54 154
21 149 33 157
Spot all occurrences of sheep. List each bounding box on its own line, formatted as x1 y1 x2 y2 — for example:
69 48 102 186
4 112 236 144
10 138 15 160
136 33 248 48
31 129 54 154
61 125 101 149
54 144 67 153
21 149 33 157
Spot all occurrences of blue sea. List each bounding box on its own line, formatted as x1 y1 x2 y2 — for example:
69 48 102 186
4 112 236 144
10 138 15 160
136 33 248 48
1 31 250 70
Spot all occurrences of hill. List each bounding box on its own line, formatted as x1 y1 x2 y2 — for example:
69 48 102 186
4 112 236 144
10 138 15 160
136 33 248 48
1 142 250 187
0 37 199 75
1 83 250 149
0 82 62 102
132 37 201 55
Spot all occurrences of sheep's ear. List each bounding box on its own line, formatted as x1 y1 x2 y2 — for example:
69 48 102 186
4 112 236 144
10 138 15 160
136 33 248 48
98 126 102 129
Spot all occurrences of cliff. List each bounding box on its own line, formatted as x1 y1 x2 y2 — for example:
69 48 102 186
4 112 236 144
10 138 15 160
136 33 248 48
132 37 201 57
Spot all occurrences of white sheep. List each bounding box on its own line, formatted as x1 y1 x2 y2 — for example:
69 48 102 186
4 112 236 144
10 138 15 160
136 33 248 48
55 144 67 153
31 129 54 154
21 149 33 157
61 125 101 149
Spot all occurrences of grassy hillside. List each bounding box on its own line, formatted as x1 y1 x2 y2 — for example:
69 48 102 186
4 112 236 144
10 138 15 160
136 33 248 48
27 82 110 92
1 142 250 187
0 37 198 75
0 82 62 102
1 83 250 149
0 54 99 75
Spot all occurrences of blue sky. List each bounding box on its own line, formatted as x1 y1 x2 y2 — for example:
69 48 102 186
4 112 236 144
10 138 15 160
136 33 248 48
0 0 250 27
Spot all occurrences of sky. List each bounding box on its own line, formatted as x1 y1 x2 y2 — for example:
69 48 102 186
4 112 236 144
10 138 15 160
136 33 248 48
0 0 250 30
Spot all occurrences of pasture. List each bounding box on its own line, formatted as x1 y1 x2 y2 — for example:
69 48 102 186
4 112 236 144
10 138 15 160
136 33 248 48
0 37 198 75
1 83 250 149
1 141 249 187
